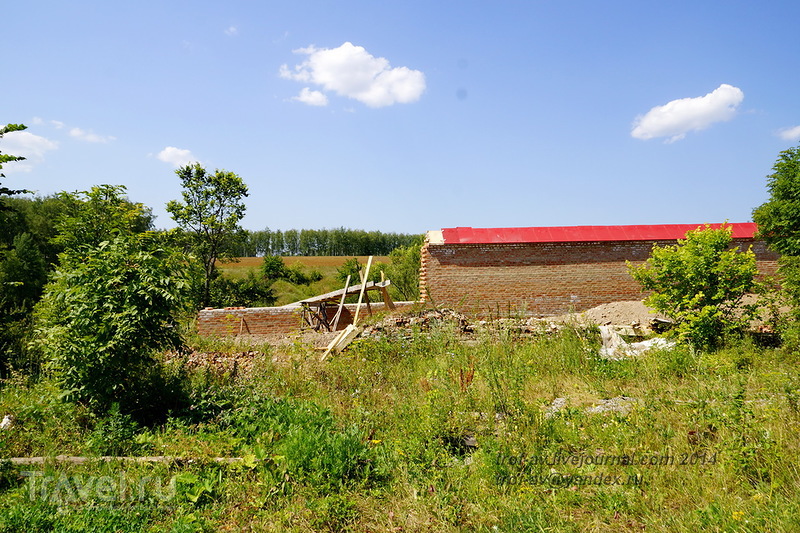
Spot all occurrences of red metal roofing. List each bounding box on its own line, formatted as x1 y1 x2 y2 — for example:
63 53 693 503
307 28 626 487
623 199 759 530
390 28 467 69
441 223 757 244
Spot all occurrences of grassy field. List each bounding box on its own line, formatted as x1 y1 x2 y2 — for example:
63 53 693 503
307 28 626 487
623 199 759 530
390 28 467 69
217 256 392 306
1 319 799 532
217 256 391 278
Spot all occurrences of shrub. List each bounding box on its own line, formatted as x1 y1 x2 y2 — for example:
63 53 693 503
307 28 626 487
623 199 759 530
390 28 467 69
34 234 189 415
628 224 758 349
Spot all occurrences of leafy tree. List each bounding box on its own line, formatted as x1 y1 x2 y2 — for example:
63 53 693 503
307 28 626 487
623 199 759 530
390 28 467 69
166 164 249 307
262 254 288 281
0 123 28 206
628 225 758 349
34 233 188 414
336 258 366 285
54 185 153 261
0 233 47 310
753 144 800 255
208 270 276 308
0 233 48 375
384 240 422 301
260 255 321 286
0 194 72 265
752 144 800 331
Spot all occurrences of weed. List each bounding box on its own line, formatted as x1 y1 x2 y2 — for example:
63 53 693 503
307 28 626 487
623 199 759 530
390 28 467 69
86 403 143 456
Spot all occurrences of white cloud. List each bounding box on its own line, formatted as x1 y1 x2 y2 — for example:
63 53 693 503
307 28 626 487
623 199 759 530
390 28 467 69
157 146 197 167
280 42 426 108
69 127 116 143
1 130 59 173
225 26 238 36
777 125 800 142
631 84 744 142
291 87 329 106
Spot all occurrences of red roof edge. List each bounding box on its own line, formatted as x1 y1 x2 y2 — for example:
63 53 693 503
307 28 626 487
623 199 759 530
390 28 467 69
440 223 757 244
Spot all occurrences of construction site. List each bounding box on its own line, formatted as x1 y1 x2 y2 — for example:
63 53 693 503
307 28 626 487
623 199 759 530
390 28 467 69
195 222 778 360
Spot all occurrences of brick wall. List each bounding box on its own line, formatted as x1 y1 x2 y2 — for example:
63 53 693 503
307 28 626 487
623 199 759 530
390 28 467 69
420 237 779 318
197 302 411 337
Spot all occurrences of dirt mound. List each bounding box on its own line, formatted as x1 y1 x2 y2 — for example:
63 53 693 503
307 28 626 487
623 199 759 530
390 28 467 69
548 300 669 326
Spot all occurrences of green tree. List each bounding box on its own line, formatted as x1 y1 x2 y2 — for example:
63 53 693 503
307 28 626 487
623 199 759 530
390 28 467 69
0 193 72 265
262 254 288 281
385 240 422 301
336 257 365 285
35 233 188 414
166 164 249 308
753 144 800 256
0 123 28 206
0 233 47 311
0 232 48 375
54 185 153 261
752 144 800 330
628 225 758 349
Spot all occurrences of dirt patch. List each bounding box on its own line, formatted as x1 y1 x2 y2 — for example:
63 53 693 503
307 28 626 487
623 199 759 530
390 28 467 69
548 300 669 326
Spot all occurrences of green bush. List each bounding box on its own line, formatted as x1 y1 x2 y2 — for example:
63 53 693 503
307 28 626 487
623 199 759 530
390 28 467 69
629 224 758 349
208 269 276 308
34 234 189 415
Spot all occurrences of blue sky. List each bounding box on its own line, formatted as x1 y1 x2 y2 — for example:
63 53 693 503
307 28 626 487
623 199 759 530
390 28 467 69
4 1 800 234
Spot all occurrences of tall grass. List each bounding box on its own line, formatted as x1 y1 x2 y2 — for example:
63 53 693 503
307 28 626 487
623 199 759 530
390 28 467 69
1 324 798 531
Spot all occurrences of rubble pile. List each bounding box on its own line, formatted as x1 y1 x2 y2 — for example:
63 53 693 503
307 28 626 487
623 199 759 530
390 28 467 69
362 308 474 338
164 350 265 376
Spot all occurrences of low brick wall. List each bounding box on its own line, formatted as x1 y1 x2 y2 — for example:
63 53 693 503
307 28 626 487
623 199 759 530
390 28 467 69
198 302 413 337
420 237 778 318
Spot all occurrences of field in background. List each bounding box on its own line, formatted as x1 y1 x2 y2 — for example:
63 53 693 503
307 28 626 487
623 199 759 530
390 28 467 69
217 256 392 306
217 256 391 277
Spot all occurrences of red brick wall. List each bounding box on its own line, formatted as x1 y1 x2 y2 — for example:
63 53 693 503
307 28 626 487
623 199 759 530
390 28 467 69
420 238 778 318
198 306 304 337
197 302 412 337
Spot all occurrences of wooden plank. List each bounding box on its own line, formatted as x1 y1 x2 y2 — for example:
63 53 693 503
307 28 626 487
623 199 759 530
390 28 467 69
381 285 396 310
352 256 373 326
321 327 348 360
320 324 362 361
379 271 395 310
331 274 351 331
333 324 362 353
299 280 389 305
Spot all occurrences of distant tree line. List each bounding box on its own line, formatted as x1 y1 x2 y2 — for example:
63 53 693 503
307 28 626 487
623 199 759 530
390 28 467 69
224 228 422 257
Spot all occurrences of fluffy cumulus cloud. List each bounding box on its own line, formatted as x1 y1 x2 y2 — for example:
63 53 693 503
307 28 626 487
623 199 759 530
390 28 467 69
631 84 744 143
69 127 116 143
292 87 328 106
1 130 59 173
157 146 197 167
777 125 800 142
280 42 426 108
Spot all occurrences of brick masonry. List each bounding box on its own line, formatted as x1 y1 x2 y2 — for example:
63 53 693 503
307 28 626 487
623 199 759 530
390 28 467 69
197 302 411 337
420 237 779 318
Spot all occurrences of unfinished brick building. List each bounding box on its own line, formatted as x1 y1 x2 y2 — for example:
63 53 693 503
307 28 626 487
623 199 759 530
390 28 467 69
419 223 779 318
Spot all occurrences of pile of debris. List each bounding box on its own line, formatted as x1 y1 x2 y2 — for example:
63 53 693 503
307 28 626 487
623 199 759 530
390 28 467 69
164 350 265 376
370 308 473 333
